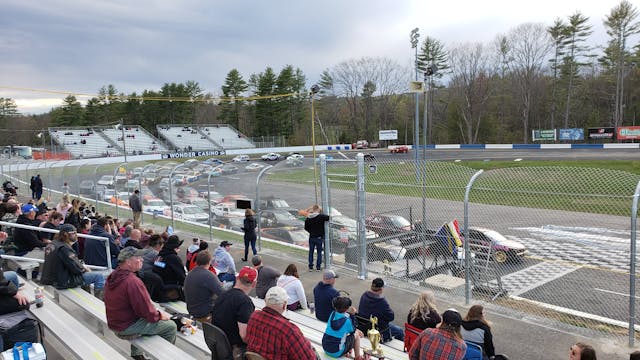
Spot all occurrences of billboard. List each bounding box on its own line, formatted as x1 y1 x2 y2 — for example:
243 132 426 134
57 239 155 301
532 129 556 141
379 130 398 141
587 127 614 140
558 128 584 141
616 126 640 140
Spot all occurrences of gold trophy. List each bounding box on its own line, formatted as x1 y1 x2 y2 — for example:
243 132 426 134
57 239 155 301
364 316 384 359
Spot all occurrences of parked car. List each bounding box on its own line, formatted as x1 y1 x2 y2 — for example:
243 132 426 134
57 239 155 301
110 192 130 207
79 180 95 195
184 159 199 168
125 180 139 193
466 227 527 263
298 207 342 218
221 194 251 204
100 188 116 202
212 202 245 218
208 168 223 177
261 152 281 161
232 154 250 162
259 197 298 217
259 209 304 228
183 197 213 213
286 153 304 160
164 204 209 223
286 157 303 167
389 145 409 153
328 215 378 253
365 213 416 246
114 174 128 184
203 157 224 166
363 153 376 161
220 164 239 174
142 198 168 214
158 177 170 191
261 227 309 248
97 175 114 188
245 163 266 171
214 215 244 232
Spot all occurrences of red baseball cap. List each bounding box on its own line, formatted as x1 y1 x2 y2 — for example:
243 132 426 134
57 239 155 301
237 266 257 282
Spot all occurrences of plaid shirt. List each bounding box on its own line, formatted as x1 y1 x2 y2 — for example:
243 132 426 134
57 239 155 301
409 328 467 360
246 306 317 360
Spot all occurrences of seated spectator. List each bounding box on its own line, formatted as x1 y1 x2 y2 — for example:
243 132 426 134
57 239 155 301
313 269 340 322
186 238 200 264
104 247 176 360
40 224 105 298
407 290 441 330
357 278 404 342
55 194 72 220
409 309 467 360
85 217 120 269
42 211 64 240
322 295 362 359
121 227 142 249
276 263 308 311
570 342 597 360
214 240 236 286
152 235 186 301
0 270 34 350
246 286 319 359
253 255 280 299
461 305 495 358
64 198 82 228
76 218 92 259
187 241 215 273
184 251 224 323
14 203 50 258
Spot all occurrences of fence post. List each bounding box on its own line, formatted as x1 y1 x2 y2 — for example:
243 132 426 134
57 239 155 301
319 154 331 269
629 180 640 347
256 165 273 253
464 169 483 305
356 153 366 279
207 165 223 244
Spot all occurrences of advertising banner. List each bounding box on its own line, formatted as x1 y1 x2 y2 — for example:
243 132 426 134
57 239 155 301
532 129 556 141
616 126 640 140
378 130 398 141
161 149 226 159
558 128 584 141
587 127 614 140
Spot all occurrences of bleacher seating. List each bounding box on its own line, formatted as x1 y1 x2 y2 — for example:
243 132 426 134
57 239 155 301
199 125 255 149
98 126 168 155
49 128 123 158
156 125 220 151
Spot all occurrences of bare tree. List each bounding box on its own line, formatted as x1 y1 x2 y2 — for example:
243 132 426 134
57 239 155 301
448 43 494 143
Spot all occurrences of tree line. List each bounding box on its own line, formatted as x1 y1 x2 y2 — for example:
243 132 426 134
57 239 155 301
1 1 639 147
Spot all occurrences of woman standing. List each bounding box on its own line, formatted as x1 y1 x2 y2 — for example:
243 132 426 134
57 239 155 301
407 290 441 330
276 263 308 310
461 305 495 359
241 209 257 261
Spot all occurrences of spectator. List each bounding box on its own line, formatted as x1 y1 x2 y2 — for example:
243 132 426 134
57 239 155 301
140 234 164 276
357 278 404 342
186 238 200 265
313 269 340 322
304 205 330 271
76 218 92 259
42 211 64 241
56 194 72 220
64 198 82 229
85 217 120 269
14 203 50 258
461 304 495 358
129 190 142 229
252 255 280 299
0 202 20 251
40 224 105 298
570 343 597 360
187 241 215 273
630 351 640 360
184 251 224 323
409 309 467 360
276 263 308 311
104 247 176 360
322 295 362 359
125 228 143 249
29 176 36 200
408 290 441 330
215 240 236 285
152 235 186 300
34 175 43 200
241 209 257 261
0 270 33 350
246 286 319 359
212 266 257 359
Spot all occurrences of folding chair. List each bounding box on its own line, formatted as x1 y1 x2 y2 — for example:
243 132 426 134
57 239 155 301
403 322 422 352
202 322 233 360
463 340 483 360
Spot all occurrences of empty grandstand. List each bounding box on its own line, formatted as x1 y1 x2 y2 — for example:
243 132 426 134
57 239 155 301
156 124 254 151
49 128 124 158
96 125 169 154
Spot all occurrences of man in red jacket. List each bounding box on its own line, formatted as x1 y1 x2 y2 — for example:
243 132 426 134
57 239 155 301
104 246 176 360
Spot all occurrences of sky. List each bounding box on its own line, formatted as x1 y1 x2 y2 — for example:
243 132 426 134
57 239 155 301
0 0 628 115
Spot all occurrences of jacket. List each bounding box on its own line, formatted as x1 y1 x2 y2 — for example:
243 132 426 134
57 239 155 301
41 239 85 289
214 246 236 274
305 212 330 238
153 247 186 285
461 319 495 357
0 271 30 315
322 311 355 357
129 193 142 212
14 214 47 253
313 281 339 322
104 267 160 332
243 216 256 239
357 291 394 332
84 224 120 267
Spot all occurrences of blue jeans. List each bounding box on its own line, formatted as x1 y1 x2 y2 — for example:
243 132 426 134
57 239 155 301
382 322 405 342
218 272 236 286
308 236 323 270
83 272 106 290
3 271 19 288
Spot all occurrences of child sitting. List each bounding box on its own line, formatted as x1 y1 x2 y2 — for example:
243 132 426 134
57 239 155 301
322 296 363 359
186 238 200 264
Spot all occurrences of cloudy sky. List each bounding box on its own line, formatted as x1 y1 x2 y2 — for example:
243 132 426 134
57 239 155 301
0 0 625 114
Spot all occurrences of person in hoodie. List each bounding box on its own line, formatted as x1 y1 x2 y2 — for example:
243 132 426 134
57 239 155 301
84 216 120 269
461 304 495 358
152 235 186 300
14 203 50 257
241 209 257 262
104 246 176 360
304 204 330 271
313 269 340 322
322 295 363 359
40 224 105 298
215 240 236 286
185 237 200 265
357 277 404 342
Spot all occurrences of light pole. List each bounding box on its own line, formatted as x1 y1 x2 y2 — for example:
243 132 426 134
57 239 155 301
118 120 127 163
36 132 46 169
410 28 420 171
310 84 321 204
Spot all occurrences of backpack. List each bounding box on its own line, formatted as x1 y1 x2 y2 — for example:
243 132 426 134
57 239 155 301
0 311 41 351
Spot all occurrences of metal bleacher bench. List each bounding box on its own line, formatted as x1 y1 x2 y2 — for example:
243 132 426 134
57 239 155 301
20 279 128 360
250 297 407 360
51 287 201 360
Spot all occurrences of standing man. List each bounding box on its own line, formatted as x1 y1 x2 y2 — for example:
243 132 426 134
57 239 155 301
34 174 43 200
212 266 257 359
357 278 404 342
214 240 236 285
30 176 36 200
129 190 142 229
184 251 224 323
246 286 319 359
252 255 280 299
104 247 176 360
313 269 340 322
304 204 330 271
